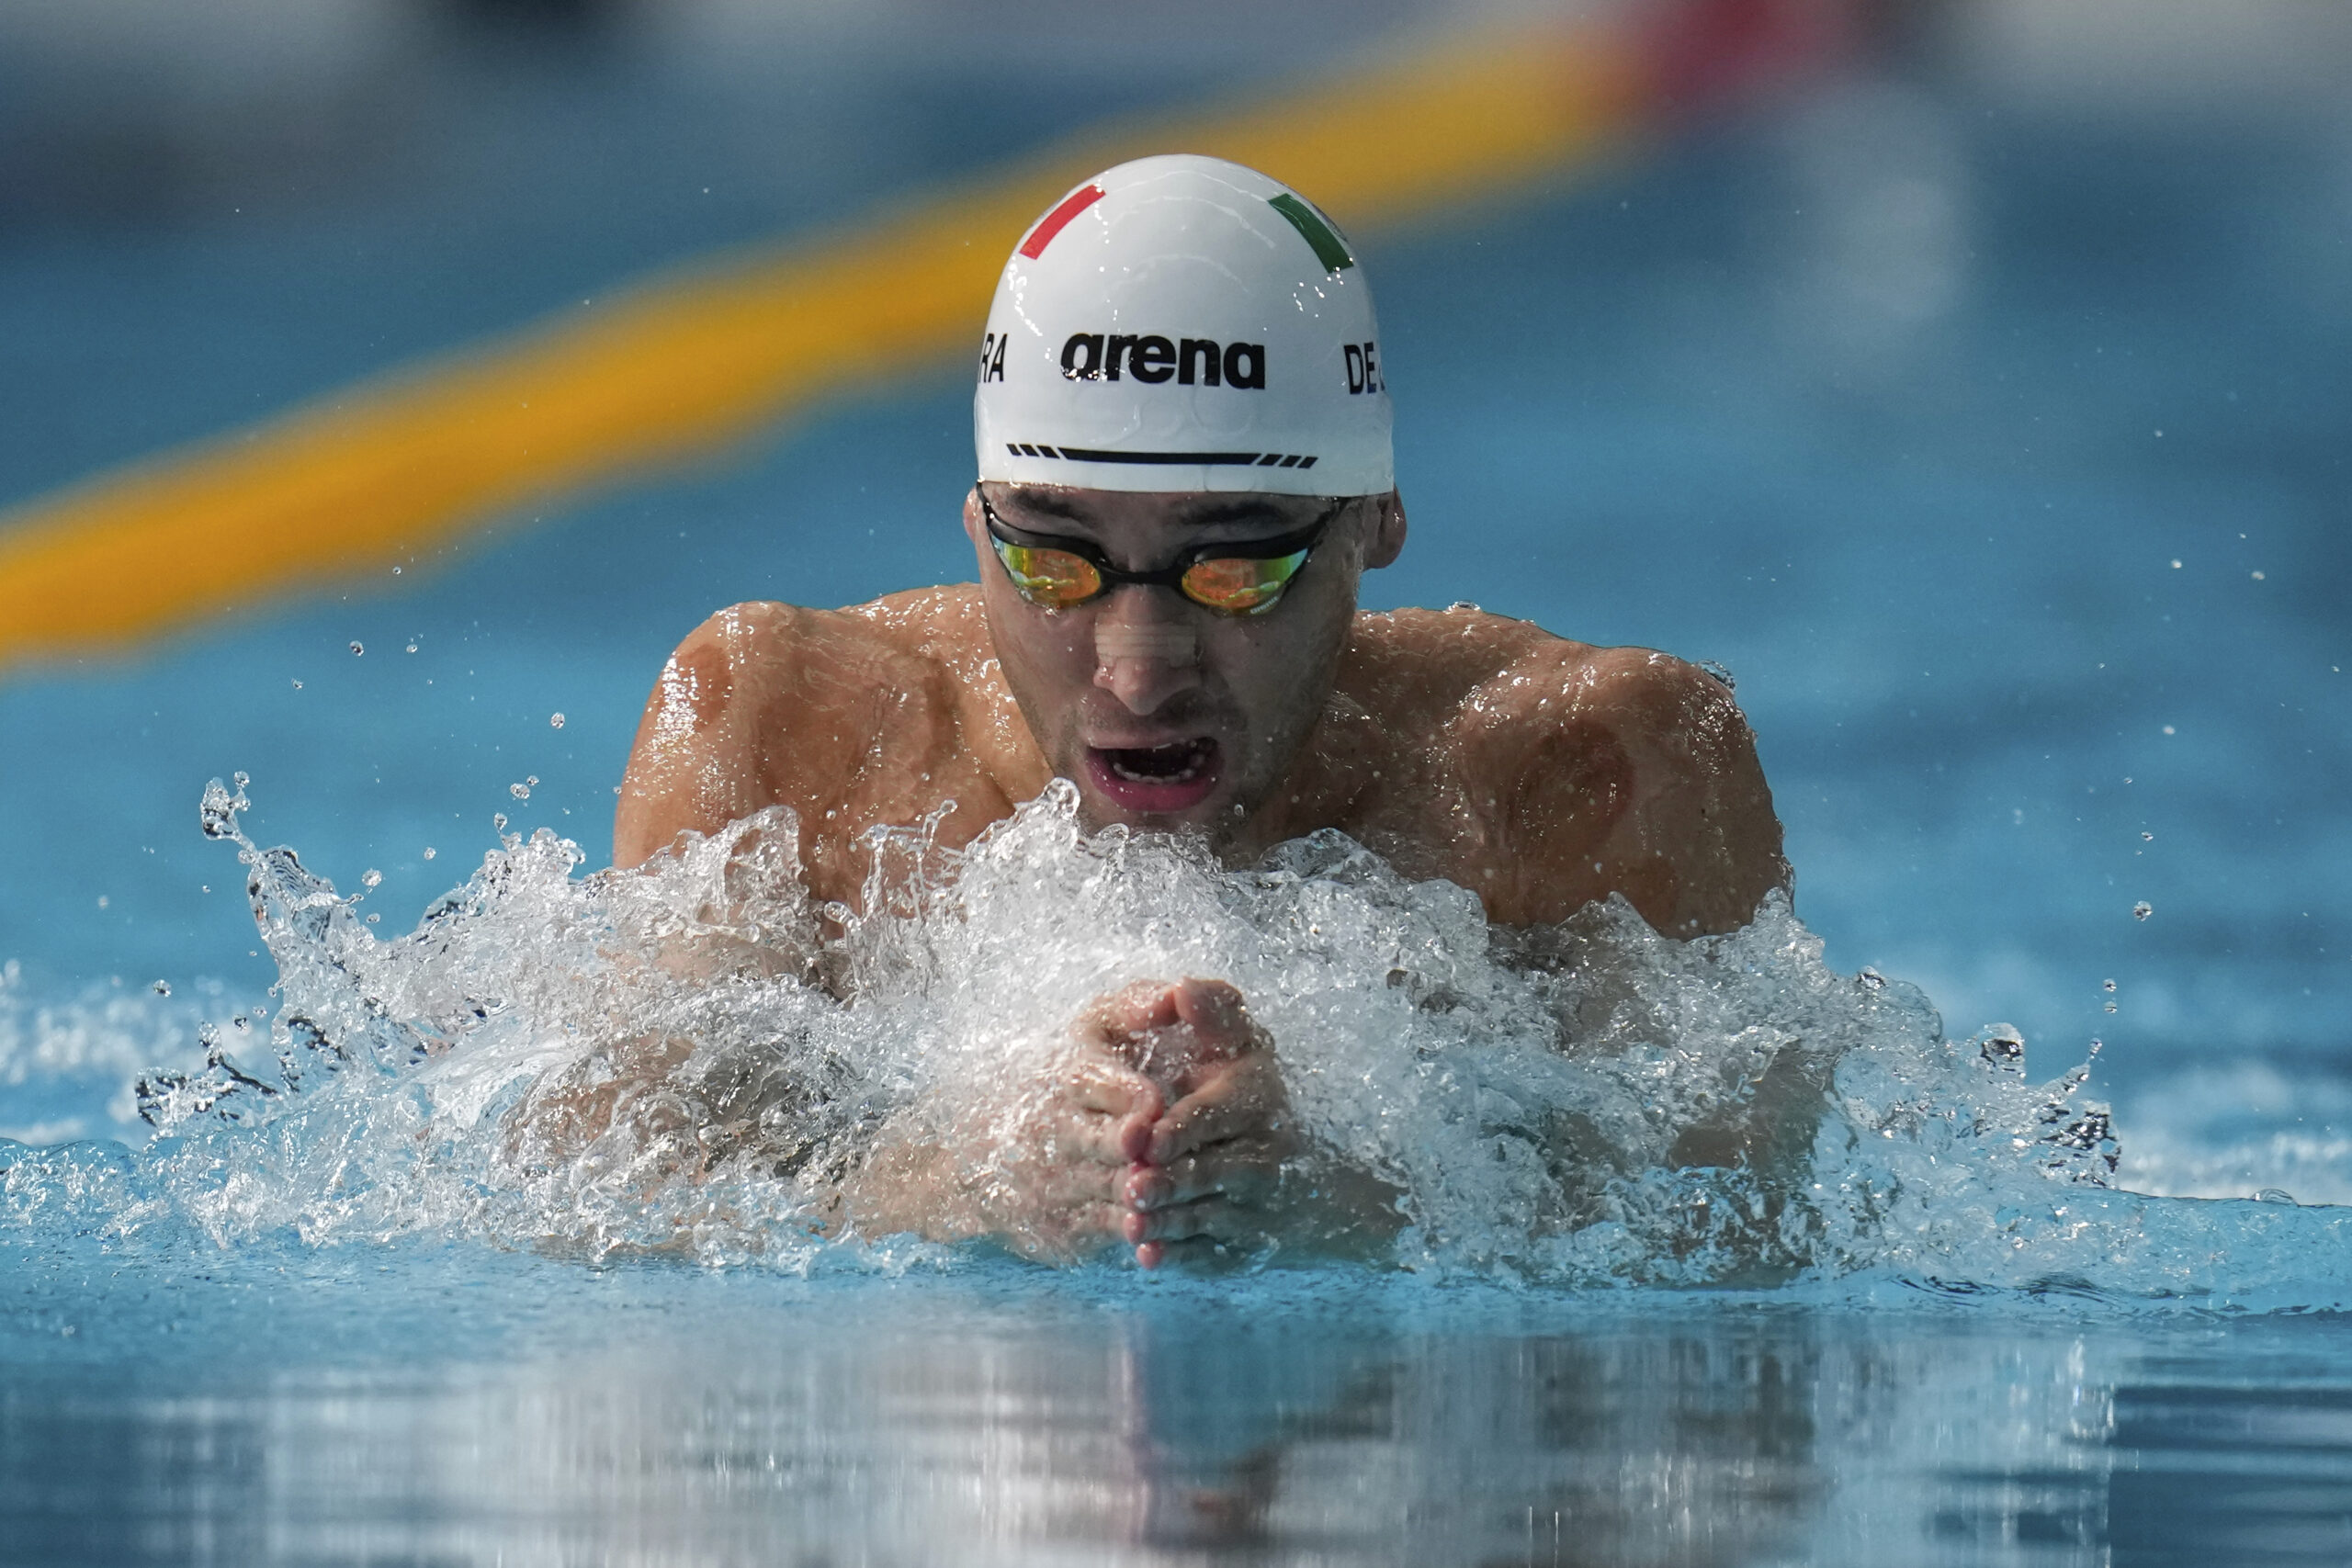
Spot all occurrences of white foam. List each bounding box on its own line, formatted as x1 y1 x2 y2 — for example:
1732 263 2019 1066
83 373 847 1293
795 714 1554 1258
11 775 2352 1306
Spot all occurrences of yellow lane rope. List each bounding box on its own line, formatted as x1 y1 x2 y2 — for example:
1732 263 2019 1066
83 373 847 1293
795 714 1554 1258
0 21 1649 673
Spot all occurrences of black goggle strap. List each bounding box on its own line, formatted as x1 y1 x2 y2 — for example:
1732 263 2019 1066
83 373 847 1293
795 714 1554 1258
979 494 1334 586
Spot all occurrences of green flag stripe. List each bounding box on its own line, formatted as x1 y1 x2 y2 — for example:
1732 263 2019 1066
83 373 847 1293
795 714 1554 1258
1267 193 1354 273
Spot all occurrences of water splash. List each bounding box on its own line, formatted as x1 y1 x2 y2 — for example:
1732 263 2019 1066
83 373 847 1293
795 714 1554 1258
6 777 2352 1303
0 961 213 1145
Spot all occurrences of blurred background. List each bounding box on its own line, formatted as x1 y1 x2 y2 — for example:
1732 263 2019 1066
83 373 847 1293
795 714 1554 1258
1 0 2346 1192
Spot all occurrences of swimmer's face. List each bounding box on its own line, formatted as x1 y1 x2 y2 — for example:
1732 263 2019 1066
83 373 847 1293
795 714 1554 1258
966 483 1406 840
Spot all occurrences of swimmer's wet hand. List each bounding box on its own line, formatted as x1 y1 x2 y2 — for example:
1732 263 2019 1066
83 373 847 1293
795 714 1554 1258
842 1004 1164 1262
847 976 1398 1266
1073 977 1293 1269
1080 978 1403 1269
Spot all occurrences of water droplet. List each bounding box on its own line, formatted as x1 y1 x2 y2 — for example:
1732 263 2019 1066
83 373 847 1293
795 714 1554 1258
2254 1189 2298 1205
1697 660 1736 692
350 641 364 656
232 1016 249 1032
1448 601 1481 614
1978 1025 2025 1066
391 565 402 575
365 912 381 925
199 780 240 839
2251 570 2265 581
200 884 209 893
492 813 507 831
2161 725 2176 736
526 775 538 787
510 783 531 801
2169 558 2182 569
96 896 108 909
151 980 170 997
423 847 436 861
2103 1002 2118 1013
2101 978 2116 992
549 713 565 729
405 643 419 654
2132 900 2154 920
291 679 303 690
1856 967 1885 992
2141 831 2154 841
361 868 383 889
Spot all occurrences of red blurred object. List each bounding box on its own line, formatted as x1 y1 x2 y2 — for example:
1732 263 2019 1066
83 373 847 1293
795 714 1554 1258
1641 0 1860 118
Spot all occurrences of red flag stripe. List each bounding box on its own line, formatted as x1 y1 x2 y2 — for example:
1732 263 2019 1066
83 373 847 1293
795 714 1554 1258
1017 183 1106 259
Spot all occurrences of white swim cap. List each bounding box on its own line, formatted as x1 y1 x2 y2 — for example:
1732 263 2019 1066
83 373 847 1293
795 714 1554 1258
974 153 1392 498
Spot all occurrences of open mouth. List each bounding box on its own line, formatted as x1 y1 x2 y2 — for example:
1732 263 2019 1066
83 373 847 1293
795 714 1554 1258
1084 737 1222 815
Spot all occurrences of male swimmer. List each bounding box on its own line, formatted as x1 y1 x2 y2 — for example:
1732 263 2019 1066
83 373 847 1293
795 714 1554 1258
612 155 1786 1266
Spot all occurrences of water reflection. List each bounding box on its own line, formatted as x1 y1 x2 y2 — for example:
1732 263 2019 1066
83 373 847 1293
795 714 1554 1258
1106 1317 1833 1562
7 1276 2352 1566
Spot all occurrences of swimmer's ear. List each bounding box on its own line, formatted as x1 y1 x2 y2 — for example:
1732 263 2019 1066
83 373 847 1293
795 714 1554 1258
1363 490 1407 570
961 485 987 548
961 485 1001 582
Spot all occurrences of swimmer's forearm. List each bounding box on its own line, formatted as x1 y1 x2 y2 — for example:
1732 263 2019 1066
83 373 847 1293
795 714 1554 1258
1272 1151 1407 1261
837 1133 960 1243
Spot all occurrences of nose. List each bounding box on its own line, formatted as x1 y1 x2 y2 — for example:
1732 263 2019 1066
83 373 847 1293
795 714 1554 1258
1092 587 1202 715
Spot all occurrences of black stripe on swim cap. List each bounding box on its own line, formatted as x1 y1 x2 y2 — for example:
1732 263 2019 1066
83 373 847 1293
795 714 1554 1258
1055 446 1270 466
1004 444 1322 468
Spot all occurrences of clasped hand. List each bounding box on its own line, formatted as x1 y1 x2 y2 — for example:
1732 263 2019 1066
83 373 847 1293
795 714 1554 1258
990 976 1298 1268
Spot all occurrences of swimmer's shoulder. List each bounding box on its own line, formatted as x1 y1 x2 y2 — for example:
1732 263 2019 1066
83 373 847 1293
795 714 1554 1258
729 587 1037 804
1342 606 1781 932
1349 604 1571 667
658 588 989 708
617 595 967 863
620 588 1035 876
1345 605 1742 742
1342 605 1602 736
616 604 782 866
836 584 995 680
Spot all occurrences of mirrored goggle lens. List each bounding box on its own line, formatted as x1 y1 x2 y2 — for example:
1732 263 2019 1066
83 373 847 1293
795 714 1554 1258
991 537 1102 608
1180 549 1310 615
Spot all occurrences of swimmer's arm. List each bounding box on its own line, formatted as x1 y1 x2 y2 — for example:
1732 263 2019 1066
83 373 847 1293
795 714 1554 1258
1589 648 1788 935
838 1050 1164 1262
616 596 992 916
609 604 865 989
1459 644 1788 934
615 604 790 871
497 627 796 1192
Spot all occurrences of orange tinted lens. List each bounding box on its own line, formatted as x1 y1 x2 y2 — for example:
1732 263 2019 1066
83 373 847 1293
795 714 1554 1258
1181 549 1309 615
992 538 1102 607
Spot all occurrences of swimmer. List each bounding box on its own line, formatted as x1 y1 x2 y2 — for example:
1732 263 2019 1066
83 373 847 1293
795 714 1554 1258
611 155 1787 1266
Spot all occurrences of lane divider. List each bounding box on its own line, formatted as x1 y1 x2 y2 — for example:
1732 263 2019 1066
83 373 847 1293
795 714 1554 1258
0 0 1842 674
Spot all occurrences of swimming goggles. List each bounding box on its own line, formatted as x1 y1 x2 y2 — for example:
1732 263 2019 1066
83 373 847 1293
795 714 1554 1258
979 489 1334 616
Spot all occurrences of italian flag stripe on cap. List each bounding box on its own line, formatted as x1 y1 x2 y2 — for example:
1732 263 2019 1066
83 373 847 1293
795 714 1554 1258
1018 184 1105 259
1267 193 1353 273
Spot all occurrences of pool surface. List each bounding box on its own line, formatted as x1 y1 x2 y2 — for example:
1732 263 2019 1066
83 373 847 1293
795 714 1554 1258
10 1240 2352 1566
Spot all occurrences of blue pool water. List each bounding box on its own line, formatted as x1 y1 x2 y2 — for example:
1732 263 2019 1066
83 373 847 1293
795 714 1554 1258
13 1237 2352 1567
5 10 2352 1562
